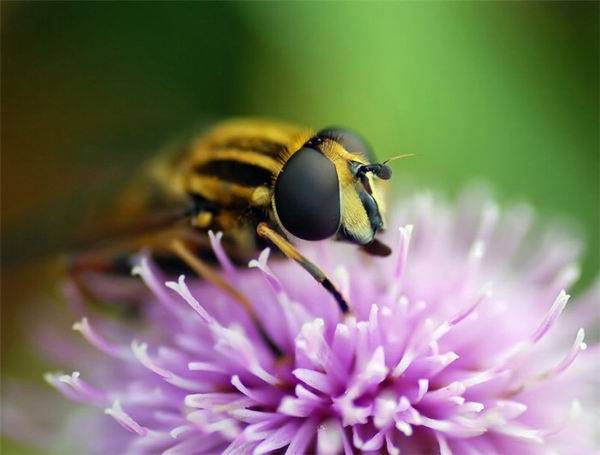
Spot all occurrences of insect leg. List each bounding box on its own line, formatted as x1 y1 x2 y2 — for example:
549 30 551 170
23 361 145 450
256 222 350 313
169 238 285 359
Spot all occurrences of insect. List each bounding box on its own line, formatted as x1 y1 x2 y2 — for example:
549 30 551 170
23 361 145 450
70 118 398 355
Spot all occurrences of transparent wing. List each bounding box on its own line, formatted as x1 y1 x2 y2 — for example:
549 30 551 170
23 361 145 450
1 135 192 265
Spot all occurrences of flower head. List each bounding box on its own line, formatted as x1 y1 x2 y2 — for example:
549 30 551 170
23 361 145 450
45 188 598 454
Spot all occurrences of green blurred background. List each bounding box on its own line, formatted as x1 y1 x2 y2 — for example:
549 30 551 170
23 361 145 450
1 2 598 453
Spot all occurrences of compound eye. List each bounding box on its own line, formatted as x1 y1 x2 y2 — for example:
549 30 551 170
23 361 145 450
274 147 341 241
318 127 376 163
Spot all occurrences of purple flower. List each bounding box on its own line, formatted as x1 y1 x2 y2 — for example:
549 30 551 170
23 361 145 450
44 187 598 454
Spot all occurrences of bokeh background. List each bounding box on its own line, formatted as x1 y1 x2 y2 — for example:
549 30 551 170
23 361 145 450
1 2 598 453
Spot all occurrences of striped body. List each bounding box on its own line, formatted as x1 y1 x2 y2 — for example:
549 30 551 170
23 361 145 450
180 119 313 224
98 118 387 264
105 119 315 259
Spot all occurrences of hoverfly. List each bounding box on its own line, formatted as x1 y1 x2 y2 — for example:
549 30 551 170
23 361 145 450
68 119 399 356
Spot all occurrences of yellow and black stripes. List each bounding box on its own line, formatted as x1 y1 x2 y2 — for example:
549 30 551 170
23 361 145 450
194 160 273 188
179 120 310 215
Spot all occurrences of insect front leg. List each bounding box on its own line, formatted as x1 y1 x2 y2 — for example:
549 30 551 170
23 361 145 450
256 222 350 313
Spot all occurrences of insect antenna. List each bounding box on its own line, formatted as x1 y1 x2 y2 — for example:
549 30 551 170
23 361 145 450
357 153 416 183
382 153 416 164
